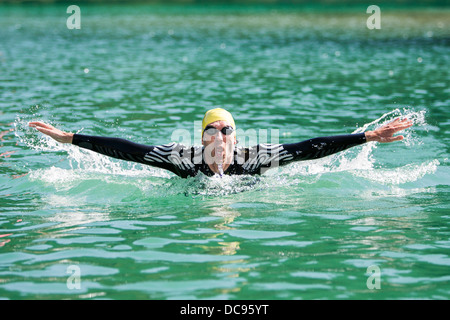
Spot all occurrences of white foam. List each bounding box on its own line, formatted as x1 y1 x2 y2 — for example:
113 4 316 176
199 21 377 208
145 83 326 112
17 107 438 196
353 159 439 185
280 107 437 186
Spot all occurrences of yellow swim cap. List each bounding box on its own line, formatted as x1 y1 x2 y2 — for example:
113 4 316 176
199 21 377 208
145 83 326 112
201 108 236 136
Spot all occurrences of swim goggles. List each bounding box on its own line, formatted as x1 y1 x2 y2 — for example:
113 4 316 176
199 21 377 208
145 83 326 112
203 126 234 136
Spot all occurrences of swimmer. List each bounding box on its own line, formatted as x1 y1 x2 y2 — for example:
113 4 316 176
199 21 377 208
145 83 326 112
29 108 413 178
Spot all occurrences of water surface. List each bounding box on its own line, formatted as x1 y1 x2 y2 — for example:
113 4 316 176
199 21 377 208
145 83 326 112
0 3 449 299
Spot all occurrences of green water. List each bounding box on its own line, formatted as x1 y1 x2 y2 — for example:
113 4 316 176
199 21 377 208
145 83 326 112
0 3 449 300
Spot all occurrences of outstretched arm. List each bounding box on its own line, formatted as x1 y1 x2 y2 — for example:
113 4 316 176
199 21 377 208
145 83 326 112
246 117 415 173
29 121 155 164
28 121 188 177
283 117 414 161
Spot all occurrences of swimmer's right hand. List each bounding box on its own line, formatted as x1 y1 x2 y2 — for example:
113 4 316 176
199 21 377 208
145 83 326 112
29 121 74 144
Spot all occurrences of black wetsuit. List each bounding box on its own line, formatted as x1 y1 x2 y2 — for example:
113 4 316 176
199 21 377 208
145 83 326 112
72 133 367 178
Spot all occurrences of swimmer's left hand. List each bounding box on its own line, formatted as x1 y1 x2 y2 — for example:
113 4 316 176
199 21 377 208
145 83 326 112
365 118 414 143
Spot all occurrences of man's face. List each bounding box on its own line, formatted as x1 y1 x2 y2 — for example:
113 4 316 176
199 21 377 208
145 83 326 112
202 120 236 164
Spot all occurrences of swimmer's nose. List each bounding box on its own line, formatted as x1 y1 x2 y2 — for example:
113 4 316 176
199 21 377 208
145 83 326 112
216 131 224 142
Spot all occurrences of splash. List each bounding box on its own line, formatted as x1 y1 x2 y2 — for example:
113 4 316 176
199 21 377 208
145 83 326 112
15 107 438 199
353 159 439 185
353 107 427 147
176 174 264 197
280 107 437 186
14 114 172 195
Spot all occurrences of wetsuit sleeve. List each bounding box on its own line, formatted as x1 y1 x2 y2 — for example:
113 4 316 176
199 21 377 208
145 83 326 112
281 133 367 162
242 133 367 174
71 134 190 176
